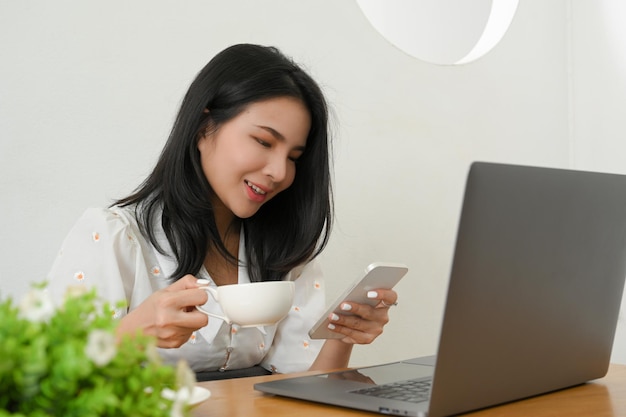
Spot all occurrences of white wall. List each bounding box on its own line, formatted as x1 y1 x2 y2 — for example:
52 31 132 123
571 1 626 364
0 0 624 366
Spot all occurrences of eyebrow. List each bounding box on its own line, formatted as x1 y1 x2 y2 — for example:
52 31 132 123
256 125 306 152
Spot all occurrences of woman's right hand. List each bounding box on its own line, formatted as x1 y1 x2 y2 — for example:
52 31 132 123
116 274 209 348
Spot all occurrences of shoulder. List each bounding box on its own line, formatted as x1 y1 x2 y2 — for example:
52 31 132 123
287 259 325 300
288 258 323 282
66 206 143 247
75 206 130 225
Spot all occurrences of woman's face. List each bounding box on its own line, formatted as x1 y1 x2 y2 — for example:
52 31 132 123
198 96 311 223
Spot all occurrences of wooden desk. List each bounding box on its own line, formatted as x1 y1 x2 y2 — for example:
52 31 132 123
192 364 626 416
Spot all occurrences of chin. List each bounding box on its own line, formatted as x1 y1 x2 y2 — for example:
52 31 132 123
230 198 272 220
233 207 262 220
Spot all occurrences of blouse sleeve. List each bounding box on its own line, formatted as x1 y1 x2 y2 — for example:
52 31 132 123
260 259 327 373
46 207 149 316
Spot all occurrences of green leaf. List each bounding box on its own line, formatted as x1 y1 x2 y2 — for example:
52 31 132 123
0 284 190 417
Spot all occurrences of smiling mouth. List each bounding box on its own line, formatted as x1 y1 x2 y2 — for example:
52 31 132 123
245 180 267 195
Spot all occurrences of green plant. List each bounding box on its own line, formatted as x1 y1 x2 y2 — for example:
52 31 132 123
0 284 196 417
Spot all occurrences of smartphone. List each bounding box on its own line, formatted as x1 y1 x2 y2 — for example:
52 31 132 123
308 262 408 339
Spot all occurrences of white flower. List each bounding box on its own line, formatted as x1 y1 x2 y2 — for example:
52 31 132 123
158 360 199 416
18 288 55 322
176 359 197 391
85 329 117 367
161 387 191 417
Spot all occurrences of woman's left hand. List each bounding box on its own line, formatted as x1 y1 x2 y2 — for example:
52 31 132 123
327 288 398 344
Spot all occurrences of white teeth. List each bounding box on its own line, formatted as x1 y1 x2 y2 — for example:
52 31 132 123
246 180 266 195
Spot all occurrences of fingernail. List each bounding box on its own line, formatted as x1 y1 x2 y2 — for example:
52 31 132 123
197 278 210 285
367 291 378 299
327 323 336 330
341 303 352 311
330 313 340 321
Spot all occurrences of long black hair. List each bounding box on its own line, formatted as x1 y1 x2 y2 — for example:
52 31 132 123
115 44 333 282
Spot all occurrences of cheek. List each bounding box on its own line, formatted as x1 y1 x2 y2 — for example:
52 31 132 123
197 137 217 171
279 165 298 192
197 148 213 181
205 139 248 177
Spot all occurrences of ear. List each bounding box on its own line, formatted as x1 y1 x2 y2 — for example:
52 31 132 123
197 129 212 152
197 117 216 152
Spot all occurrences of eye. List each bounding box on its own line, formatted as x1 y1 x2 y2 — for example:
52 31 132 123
254 137 271 148
288 152 304 163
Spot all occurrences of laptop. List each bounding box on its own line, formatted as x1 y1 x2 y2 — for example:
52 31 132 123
255 162 626 417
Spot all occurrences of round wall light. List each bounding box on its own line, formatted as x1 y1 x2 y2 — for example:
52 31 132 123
356 0 519 65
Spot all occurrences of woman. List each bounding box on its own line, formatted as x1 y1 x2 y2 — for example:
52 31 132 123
47 44 398 375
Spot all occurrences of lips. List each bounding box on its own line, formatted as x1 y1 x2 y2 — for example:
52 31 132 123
245 180 269 203
245 180 267 195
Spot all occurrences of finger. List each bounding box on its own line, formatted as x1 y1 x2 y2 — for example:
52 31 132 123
336 301 388 322
366 289 398 308
330 308 388 331
155 323 203 348
162 275 211 310
154 286 209 313
154 298 209 330
166 274 209 291
327 320 379 344
178 308 209 329
172 288 209 310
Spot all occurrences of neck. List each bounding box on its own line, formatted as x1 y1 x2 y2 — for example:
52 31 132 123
211 197 237 239
205 230 240 286
206 197 240 285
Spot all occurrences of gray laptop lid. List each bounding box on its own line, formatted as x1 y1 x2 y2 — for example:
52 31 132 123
429 162 626 416
255 162 626 417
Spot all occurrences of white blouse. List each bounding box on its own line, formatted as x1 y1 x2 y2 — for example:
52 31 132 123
46 207 326 373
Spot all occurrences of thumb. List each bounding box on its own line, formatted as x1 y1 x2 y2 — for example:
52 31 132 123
165 275 210 310
166 274 208 291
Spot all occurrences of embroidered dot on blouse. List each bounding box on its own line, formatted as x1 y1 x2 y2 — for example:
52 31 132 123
314 281 321 290
74 271 85 281
293 306 301 312
302 340 310 349
188 331 198 344
259 342 266 350
151 266 161 276
92 232 100 242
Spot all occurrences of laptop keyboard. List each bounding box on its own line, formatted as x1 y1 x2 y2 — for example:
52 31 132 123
349 378 432 403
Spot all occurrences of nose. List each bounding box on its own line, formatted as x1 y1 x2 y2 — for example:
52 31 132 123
263 153 289 184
